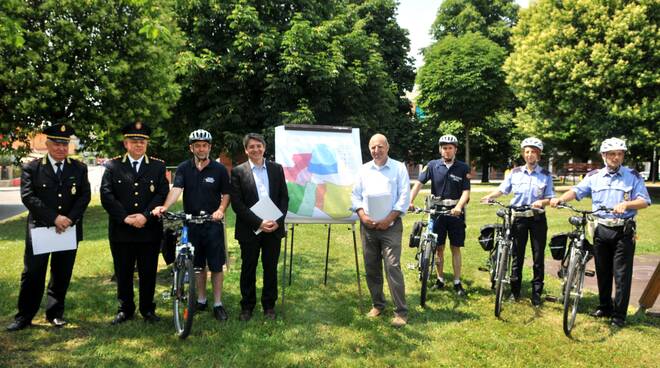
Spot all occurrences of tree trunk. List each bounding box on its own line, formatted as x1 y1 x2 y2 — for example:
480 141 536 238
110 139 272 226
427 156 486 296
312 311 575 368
464 125 470 168
481 158 489 183
652 146 658 183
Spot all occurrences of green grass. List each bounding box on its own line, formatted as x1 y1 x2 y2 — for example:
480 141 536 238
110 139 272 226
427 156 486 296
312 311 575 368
0 185 658 367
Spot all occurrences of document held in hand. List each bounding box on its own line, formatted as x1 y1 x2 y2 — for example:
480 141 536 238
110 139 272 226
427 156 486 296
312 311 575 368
250 197 284 234
366 193 392 222
30 225 77 255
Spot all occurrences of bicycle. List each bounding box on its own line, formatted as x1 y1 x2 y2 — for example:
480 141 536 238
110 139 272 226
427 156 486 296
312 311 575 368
408 200 453 307
160 211 214 339
551 203 611 337
482 200 542 317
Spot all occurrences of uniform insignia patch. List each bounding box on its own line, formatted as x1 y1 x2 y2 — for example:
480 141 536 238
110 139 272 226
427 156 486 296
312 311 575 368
205 177 215 183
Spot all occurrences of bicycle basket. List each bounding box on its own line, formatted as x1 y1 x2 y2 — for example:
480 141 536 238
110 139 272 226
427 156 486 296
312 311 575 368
549 232 569 260
478 224 501 251
409 221 426 248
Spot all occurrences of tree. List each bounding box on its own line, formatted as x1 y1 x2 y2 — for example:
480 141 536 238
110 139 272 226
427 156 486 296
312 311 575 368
504 0 659 176
0 0 182 158
416 32 509 167
169 0 415 163
431 0 519 50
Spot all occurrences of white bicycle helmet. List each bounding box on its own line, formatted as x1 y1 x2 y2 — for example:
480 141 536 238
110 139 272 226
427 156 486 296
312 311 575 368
520 137 543 151
600 137 627 153
188 129 212 144
438 134 458 146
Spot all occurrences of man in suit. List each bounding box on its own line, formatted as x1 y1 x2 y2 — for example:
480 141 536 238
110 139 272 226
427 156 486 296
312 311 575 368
231 133 289 321
7 124 91 331
101 121 169 325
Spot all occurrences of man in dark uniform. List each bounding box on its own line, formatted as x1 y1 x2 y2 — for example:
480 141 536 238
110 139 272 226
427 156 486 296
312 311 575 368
7 124 91 331
101 121 169 324
409 134 470 296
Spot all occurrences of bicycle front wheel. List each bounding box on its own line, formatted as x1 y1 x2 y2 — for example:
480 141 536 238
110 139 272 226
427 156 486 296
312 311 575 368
173 257 196 339
494 244 509 318
563 251 584 336
419 240 433 307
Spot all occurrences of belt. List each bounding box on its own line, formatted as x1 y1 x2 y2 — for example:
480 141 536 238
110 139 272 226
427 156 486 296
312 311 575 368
430 198 458 207
594 217 631 227
512 209 534 218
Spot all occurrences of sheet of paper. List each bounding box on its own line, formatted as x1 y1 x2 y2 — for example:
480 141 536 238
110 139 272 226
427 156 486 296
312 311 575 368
250 197 284 235
366 193 392 222
30 225 77 255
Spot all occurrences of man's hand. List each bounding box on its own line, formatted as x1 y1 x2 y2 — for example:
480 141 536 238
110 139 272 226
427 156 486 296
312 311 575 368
212 208 225 221
259 220 279 233
54 215 72 233
613 201 628 214
480 196 492 204
531 200 545 209
359 213 376 229
129 214 148 228
151 206 167 217
549 198 562 208
450 205 463 216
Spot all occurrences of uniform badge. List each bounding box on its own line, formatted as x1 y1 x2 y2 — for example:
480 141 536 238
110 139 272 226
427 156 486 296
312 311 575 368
624 192 630 201
136 121 142 129
71 186 76 195
150 184 155 192
60 125 66 132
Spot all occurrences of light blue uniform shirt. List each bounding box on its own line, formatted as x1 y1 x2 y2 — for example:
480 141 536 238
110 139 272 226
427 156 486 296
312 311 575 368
498 165 554 207
573 166 651 219
250 160 270 200
351 157 410 218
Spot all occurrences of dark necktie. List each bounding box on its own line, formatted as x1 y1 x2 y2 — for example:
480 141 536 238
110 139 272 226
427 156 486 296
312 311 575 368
133 161 139 174
55 162 62 179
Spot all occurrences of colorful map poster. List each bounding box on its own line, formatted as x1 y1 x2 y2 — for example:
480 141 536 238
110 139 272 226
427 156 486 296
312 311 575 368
275 125 361 224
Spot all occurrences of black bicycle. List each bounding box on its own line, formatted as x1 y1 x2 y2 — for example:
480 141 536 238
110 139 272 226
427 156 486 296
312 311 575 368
551 203 611 336
408 203 452 307
483 200 542 317
161 211 214 339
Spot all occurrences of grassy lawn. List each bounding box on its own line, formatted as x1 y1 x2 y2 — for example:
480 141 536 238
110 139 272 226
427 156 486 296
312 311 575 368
0 185 658 367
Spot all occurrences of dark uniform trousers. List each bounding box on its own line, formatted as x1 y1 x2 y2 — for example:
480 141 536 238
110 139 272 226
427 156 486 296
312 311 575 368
17 157 90 322
511 214 547 296
100 155 168 317
239 233 281 312
593 223 635 320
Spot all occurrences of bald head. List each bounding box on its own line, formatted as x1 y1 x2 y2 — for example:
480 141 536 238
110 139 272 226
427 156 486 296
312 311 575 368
369 133 390 166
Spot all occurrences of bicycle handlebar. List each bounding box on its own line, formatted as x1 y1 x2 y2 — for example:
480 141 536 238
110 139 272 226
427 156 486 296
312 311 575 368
409 206 455 216
161 211 215 224
482 199 543 213
556 202 613 215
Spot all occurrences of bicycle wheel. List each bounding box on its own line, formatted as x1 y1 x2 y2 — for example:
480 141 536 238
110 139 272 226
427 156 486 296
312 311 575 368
494 243 509 318
563 250 584 336
173 256 196 339
419 240 432 307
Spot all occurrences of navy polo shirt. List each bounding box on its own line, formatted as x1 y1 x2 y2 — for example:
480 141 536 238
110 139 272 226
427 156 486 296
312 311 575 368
173 159 230 215
418 159 470 199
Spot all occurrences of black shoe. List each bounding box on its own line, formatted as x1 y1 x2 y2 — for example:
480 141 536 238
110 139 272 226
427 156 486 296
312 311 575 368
47 317 68 328
531 293 542 307
239 309 253 321
590 309 612 318
213 305 228 321
611 317 625 328
264 309 276 320
143 311 161 323
111 312 133 325
196 301 208 311
431 279 445 290
6 318 31 332
453 282 466 296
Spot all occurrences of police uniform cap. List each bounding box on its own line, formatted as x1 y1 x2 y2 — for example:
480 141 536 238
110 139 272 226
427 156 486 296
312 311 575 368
44 124 75 143
122 120 151 140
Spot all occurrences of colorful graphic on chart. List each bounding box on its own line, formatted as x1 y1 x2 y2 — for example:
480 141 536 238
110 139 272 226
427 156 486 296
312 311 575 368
275 126 362 223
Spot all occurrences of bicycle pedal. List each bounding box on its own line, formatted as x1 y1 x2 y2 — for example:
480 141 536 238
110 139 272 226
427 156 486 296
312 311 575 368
585 270 595 277
478 267 489 272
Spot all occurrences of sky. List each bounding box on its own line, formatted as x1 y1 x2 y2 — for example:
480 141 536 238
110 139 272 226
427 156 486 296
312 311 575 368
396 0 530 69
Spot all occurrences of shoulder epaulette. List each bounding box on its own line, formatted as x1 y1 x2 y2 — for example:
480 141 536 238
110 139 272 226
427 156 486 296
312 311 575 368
586 169 599 177
630 169 641 179
511 167 522 173
541 168 550 175
149 156 164 163
111 155 121 160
